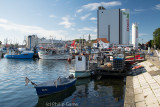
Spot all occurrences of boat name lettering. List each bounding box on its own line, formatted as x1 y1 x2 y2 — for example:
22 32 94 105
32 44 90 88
42 89 48 91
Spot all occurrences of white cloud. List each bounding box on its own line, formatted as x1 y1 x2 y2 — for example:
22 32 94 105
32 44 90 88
134 9 145 12
0 18 8 23
73 33 97 40
155 4 160 10
71 28 75 30
81 13 91 20
76 1 122 13
76 9 83 13
49 14 56 18
90 17 97 20
59 16 75 28
0 19 67 40
78 27 97 33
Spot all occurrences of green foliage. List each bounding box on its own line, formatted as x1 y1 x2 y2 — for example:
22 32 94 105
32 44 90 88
91 39 96 42
153 28 160 48
74 39 86 43
138 43 141 46
148 40 153 48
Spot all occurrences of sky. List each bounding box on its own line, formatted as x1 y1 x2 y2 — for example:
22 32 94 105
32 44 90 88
0 0 160 45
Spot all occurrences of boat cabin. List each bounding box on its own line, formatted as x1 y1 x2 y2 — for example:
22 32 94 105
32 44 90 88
75 55 89 71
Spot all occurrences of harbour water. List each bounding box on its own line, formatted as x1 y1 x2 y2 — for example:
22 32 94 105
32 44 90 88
0 59 125 107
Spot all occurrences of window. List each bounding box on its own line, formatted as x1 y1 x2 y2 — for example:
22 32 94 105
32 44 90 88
78 56 82 61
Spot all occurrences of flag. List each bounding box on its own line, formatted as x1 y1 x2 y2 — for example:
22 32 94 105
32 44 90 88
25 77 30 86
74 43 76 49
71 40 75 47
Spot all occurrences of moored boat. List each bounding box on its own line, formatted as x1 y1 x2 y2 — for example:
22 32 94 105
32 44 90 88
69 54 91 78
38 48 70 60
26 76 76 97
4 49 34 59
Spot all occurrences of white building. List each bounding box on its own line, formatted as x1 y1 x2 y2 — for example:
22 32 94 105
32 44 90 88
38 38 65 48
92 38 109 48
97 6 130 45
26 35 38 49
26 35 67 49
132 23 138 49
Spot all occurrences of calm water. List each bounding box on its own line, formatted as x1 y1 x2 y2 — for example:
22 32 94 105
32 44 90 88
0 58 125 107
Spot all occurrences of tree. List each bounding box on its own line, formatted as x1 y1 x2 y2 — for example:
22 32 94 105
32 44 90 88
74 39 86 43
148 40 153 48
153 28 160 49
138 43 141 47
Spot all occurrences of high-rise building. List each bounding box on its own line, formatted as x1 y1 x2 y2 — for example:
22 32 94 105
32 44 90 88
132 23 138 49
97 6 129 45
26 35 38 49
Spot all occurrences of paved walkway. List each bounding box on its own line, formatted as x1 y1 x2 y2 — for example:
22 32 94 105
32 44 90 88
124 58 160 107
146 50 160 69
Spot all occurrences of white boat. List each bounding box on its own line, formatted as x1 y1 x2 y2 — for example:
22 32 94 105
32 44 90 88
69 55 91 78
38 48 70 60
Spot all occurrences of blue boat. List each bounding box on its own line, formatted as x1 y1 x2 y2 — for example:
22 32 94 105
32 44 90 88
34 77 77 97
4 50 34 59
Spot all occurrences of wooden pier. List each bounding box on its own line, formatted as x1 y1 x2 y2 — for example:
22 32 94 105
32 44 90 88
92 52 145 77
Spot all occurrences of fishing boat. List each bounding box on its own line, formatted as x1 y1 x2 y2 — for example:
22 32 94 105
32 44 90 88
4 49 34 59
38 48 70 60
26 76 76 97
69 54 91 78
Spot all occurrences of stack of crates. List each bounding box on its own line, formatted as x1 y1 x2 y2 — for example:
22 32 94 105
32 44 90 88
113 58 124 70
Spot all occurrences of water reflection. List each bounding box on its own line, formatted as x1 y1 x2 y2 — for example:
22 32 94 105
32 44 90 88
36 77 125 107
94 77 125 103
36 86 76 107
0 59 125 107
76 78 91 86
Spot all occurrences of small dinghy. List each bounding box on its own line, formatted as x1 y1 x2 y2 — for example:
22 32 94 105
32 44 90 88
25 75 76 97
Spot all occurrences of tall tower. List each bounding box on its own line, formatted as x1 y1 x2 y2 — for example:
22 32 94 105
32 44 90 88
88 34 91 41
97 6 130 45
121 9 130 44
132 23 138 49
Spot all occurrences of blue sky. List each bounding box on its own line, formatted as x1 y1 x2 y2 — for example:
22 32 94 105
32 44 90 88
0 0 160 44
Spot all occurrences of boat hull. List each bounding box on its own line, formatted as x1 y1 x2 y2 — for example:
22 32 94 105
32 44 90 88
4 53 34 59
70 70 91 78
38 54 70 60
35 79 76 97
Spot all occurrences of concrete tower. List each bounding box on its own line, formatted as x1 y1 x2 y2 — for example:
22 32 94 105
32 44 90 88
132 23 138 49
121 9 130 44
